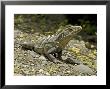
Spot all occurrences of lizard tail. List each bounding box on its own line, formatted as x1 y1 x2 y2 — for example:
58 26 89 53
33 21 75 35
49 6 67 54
20 42 35 50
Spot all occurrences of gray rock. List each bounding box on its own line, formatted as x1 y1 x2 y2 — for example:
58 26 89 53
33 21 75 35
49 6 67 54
29 51 36 58
41 60 48 65
73 64 94 75
39 55 47 61
35 54 40 58
61 56 68 60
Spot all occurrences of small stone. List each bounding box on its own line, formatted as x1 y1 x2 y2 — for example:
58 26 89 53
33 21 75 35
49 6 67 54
24 53 27 56
39 69 44 73
19 34 24 38
67 70 71 73
30 51 36 58
39 56 47 61
56 75 60 76
36 54 40 58
30 64 34 66
42 61 47 65
61 56 67 60
74 64 78 66
19 57 23 60
45 72 50 76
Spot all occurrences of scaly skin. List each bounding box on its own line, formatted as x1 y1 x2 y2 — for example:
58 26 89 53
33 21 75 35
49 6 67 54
21 25 82 63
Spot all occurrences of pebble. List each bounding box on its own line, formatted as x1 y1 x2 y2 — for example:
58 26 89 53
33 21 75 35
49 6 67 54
39 56 47 61
61 56 67 60
67 70 71 73
30 63 35 66
39 69 44 73
24 53 27 56
56 75 60 76
22 65 29 67
45 72 50 76
29 51 36 58
36 54 40 58
42 61 48 65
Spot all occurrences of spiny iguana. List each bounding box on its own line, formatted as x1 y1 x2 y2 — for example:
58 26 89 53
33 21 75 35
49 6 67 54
21 25 82 63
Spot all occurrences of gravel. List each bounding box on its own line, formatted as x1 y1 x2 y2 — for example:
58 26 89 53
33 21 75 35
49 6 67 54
14 29 97 76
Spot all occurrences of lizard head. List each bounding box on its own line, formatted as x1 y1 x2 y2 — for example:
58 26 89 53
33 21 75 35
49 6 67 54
62 25 82 36
56 25 82 41
56 25 82 48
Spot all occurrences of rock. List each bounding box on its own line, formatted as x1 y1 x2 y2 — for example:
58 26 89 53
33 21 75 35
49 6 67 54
67 70 71 73
29 51 36 58
38 69 44 73
41 60 48 65
30 63 35 66
73 64 94 75
56 75 60 76
61 56 68 60
45 72 50 76
24 53 27 56
36 54 40 58
39 55 47 61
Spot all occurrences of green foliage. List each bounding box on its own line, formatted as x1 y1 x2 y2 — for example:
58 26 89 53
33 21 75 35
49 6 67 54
14 14 97 36
78 19 97 35
14 14 68 34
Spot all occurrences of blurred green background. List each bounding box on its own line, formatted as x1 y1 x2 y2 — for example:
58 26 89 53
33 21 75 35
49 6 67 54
14 14 97 35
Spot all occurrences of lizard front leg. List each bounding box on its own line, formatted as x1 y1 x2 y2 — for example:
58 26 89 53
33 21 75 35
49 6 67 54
44 47 62 63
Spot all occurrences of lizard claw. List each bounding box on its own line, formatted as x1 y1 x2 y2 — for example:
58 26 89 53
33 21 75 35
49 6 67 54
53 60 62 64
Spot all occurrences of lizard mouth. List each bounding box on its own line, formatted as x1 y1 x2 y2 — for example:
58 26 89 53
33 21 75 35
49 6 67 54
65 25 82 34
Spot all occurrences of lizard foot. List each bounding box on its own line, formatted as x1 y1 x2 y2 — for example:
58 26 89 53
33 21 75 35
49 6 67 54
53 61 62 64
52 59 62 64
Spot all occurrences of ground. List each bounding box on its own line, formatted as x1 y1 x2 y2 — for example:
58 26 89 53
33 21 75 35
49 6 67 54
14 29 97 76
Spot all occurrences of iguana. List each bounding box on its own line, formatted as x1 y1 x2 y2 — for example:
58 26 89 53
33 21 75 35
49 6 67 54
21 25 82 63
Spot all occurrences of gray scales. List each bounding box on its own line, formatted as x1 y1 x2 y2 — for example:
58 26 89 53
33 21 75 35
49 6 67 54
21 25 82 64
